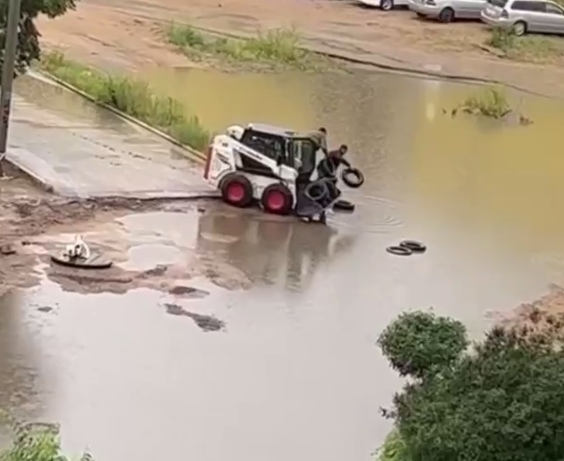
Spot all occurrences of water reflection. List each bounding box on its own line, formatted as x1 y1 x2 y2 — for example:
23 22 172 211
0 290 46 425
196 205 356 292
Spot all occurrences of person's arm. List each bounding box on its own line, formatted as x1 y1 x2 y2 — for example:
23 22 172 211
320 136 329 156
338 157 351 168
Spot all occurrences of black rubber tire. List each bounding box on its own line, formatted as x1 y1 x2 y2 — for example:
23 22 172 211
220 173 254 208
51 253 113 269
341 168 365 189
512 21 527 36
438 7 454 23
333 199 355 212
386 246 412 256
399 240 427 253
261 183 294 215
305 181 328 201
380 0 394 10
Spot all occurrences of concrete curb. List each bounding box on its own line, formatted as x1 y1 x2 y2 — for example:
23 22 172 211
2 154 55 193
30 70 207 164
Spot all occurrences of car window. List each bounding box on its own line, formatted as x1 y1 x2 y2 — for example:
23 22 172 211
510 0 545 10
490 0 507 6
545 2 563 13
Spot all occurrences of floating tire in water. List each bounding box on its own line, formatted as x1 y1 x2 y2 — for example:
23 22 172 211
341 168 365 189
399 240 427 253
333 199 355 212
386 246 412 256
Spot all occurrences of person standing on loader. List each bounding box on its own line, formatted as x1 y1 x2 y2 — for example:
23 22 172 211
309 127 329 157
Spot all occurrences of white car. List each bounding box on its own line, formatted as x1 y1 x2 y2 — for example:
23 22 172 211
357 0 410 11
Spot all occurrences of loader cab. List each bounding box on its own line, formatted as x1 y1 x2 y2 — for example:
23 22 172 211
239 124 317 178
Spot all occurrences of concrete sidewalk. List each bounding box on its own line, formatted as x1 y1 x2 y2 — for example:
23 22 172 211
6 75 212 198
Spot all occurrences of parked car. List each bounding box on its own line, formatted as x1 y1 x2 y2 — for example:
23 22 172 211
481 0 564 35
408 0 488 22
357 0 410 11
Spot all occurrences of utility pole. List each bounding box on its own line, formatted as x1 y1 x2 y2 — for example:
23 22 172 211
0 0 22 178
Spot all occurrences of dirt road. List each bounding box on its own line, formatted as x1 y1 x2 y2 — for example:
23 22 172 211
37 0 564 97
0 167 249 299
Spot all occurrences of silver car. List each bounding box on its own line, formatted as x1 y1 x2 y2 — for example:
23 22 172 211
409 0 488 22
481 0 564 35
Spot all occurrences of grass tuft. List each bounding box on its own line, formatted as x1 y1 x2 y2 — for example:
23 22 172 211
485 27 564 63
38 51 210 150
164 23 328 70
460 86 511 119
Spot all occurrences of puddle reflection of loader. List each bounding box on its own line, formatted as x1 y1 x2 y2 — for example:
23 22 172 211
196 208 355 290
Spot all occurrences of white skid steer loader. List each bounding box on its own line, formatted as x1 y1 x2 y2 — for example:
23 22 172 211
203 123 362 223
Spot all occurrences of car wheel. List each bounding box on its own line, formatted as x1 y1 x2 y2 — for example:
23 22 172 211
512 21 527 36
380 0 394 10
220 173 254 208
438 7 454 22
261 183 293 215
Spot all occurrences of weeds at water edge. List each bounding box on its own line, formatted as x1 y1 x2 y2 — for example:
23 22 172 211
38 51 210 151
458 86 511 119
165 23 329 70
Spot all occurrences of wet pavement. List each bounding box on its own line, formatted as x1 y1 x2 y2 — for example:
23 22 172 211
3 69 564 460
9 75 209 198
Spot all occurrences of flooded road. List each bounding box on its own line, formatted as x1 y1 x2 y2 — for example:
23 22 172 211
3 69 564 460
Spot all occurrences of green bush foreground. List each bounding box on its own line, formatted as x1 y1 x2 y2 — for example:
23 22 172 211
0 417 89 461
38 52 210 151
377 310 564 461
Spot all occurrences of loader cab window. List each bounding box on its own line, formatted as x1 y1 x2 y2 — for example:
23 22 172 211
240 129 288 164
289 138 317 175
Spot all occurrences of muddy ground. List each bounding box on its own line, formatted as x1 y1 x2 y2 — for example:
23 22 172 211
0 165 249 302
37 0 564 97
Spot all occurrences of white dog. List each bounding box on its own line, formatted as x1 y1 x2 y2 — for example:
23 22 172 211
64 235 91 260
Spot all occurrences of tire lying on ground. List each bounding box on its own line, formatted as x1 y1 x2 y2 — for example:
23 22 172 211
341 168 365 188
333 199 355 212
399 240 427 253
386 246 412 256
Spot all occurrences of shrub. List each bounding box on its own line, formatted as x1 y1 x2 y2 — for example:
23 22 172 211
379 312 564 461
377 311 468 379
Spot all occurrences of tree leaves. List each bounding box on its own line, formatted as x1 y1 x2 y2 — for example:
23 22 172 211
379 311 564 461
377 311 468 379
0 0 77 75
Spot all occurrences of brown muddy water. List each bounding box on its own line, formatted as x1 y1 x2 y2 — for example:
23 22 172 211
3 69 564 461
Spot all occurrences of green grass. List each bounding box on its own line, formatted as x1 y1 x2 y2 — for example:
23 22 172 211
164 23 329 70
0 414 90 461
459 85 511 119
38 51 210 151
486 27 564 63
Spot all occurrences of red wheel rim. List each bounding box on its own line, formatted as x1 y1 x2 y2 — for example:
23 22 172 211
266 190 286 211
227 182 245 202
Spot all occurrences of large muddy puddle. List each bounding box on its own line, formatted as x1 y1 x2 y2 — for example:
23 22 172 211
4 68 564 460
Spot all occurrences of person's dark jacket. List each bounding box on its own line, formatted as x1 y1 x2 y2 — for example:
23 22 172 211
317 150 350 179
